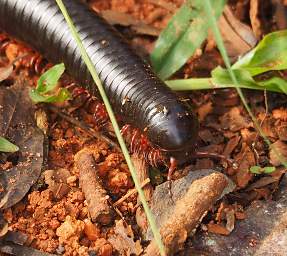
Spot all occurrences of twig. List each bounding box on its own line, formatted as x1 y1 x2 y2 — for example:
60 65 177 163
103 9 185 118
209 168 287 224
48 105 119 150
75 148 114 225
113 178 151 207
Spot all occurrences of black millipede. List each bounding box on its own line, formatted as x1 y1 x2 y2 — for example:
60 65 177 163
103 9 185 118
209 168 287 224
0 0 199 172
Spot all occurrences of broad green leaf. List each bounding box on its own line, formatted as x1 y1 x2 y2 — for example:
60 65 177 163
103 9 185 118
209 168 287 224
232 30 287 76
0 136 19 153
36 63 65 93
151 0 225 80
29 88 70 103
151 0 198 72
211 67 287 94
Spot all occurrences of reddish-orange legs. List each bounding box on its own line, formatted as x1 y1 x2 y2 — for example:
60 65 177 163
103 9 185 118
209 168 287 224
194 151 237 168
167 157 177 198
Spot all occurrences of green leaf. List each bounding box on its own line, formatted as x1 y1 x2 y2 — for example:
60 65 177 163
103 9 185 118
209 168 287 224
29 88 70 103
250 166 261 174
249 166 276 174
232 30 287 76
0 137 19 153
151 0 225 80
36 63 65 93
262 166 276 174
150 1 198 72
211 66 287 94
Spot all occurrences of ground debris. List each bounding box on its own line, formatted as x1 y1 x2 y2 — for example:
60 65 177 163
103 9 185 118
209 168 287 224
269 140 287 166
108 219 143 256
218 6 257 59
144 170 234 256
0 80 44 209
75 148 114 225
190 175 287 256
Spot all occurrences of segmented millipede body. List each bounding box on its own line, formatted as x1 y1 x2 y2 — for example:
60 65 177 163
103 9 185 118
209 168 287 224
0 0 199 167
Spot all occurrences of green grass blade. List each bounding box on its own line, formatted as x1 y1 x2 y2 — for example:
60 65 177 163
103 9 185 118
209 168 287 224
0 136 19 153
202 0 287 168
55 1 166 255
150 1 198 72
232 30 287 75
151 0 225 80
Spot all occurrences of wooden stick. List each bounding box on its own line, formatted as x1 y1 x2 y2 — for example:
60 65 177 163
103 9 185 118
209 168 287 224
75 149 114 225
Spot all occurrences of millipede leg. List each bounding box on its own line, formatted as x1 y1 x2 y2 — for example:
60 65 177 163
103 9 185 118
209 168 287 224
194 151 237 168
167 157 177 199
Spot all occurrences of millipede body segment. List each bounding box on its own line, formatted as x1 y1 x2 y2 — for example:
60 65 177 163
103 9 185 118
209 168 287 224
0 0 199 164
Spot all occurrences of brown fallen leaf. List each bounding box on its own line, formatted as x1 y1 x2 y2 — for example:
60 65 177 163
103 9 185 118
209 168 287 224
101 10 160 36
108 219 143 256
275 122 287 141
0 65 13 83
207 223 230 236
269 140 287 166
0 80 44 209
246 176 280 191
223 135 241 157
235 143 255 188
43 169 71 200
0 213 8 237
218 6 257 59
197 101 213 122
220 107 252 132
273 108 287 121
271 0 287 30
250 0 262 38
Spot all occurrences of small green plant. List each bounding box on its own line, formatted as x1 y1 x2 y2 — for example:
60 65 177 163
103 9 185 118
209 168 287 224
29 63 70 103
249 166 276 174
0 136 19 153
166 30 287 94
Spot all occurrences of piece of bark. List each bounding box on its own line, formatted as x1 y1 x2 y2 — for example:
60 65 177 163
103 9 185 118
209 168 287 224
75 149 113 225
144 171 228 256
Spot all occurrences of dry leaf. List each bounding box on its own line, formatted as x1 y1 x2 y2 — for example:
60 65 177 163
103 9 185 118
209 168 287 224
269 140 287 166
235 143 255 188
0 81 44 209
0 65 13 82
220 107 252 132
250 0 262 38
207 223 230 235
219 6 257 59
101 10 160 36
108 220 143 256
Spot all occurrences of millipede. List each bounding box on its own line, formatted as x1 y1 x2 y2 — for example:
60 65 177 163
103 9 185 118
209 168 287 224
0 0 200 181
